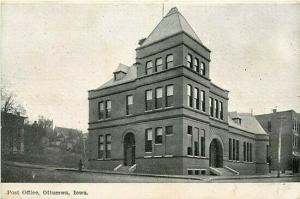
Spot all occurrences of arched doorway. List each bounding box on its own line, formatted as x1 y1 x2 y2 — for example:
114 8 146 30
123 133 135 166
209 139 223 168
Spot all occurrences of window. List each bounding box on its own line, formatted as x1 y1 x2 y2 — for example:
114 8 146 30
126 95 133 115
246 143 249 162
195 170 200 175
187 126 193 155
193 87 200 109
229 138 232 160
166 54 174 69
105 134 111 159
188 170 193 175
187 126 193 135
98 102 104 120
145 90 153 111
194 127 200 156
166 126 173 135
250 143 252 162
105 100 111 118
98 135 104 159
209 97 214 117
187 54 192 68
236 140 239 161
166 85 174 107
194 58 199 72
187 85 193 108
200 90 205 112
200 62 205 76
219 101 223 120
214 99 219 118
114 72 125 81
243 142 246 161
155 127 163 144
155 87 163 109
267 121 272 132
201 130 205 157
146 61 153 75
233 139 236 160
155 58 163 72
145 129 153 152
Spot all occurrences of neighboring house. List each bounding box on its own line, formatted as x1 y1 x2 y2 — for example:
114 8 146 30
53 126 82 150
1 112 25 155
256 109 300 173
87 7 269 175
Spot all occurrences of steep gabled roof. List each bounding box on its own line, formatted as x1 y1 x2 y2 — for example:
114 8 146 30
141 7 203 47
228 112 267 135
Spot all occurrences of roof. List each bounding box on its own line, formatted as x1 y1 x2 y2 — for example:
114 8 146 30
54 126 82 137
140 7 203 47
114 63 130 73
97 64 137 89
228 112 267 135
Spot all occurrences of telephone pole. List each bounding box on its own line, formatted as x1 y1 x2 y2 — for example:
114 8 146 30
277 116 287 178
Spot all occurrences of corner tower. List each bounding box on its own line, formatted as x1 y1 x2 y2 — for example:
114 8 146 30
136 7 211 79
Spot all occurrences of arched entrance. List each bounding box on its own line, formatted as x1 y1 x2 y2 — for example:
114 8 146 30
123 133 135 166
209 139 223 168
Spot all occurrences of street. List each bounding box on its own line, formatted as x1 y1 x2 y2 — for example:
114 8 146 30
2 162 300 183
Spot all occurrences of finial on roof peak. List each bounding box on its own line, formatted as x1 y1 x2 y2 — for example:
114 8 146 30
166 7 179 16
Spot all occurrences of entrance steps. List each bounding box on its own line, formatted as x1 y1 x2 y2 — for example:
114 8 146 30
209 166 239 176
113 164 136 173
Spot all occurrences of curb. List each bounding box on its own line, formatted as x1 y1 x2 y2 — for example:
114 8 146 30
56 168 205 181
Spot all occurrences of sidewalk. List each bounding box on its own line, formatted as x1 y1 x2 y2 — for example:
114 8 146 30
3 160 299 182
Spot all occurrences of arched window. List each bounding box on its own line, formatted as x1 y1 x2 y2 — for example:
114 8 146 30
155 58 163 72
146 61 153 75
200 62 205 76
187 85 193 108
194 58 199 72
166 54 174 69
187 54 192 68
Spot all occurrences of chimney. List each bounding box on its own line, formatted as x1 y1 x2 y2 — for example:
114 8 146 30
273 109 277 113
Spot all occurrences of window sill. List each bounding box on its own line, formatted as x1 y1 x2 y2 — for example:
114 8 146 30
153 155 163 158
164 155 173 157
144 110 153 112
166 134 174 136
154 143 163 145
154 108 163 111
144 155 152 158
145 152 152 154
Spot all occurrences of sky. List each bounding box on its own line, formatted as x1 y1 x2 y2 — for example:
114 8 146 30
1 2 300 131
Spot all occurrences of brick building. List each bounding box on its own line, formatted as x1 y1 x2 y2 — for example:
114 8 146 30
87 7 269 175
1 112 25 155
256 109 300 173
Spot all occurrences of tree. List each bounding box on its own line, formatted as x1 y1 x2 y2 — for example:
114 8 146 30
1 85 26 116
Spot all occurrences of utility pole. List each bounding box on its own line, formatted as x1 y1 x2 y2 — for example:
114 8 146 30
277 116 287 178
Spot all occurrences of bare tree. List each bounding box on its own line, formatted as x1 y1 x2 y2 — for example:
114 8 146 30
1 85 26 120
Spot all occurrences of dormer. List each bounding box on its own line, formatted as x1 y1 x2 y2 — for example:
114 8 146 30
113 64 130 81
230 112 242 125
